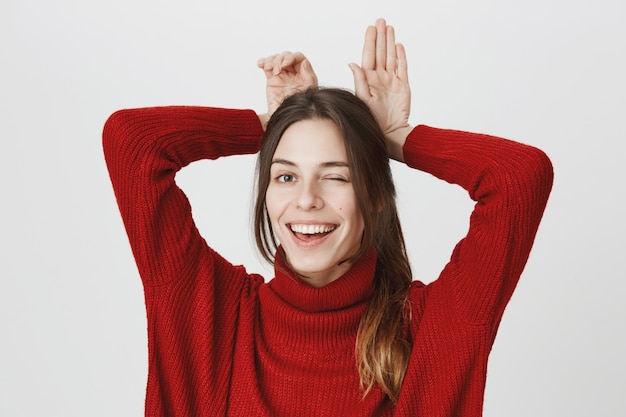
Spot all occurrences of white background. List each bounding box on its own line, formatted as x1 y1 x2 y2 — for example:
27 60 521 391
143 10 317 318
1 0 624 416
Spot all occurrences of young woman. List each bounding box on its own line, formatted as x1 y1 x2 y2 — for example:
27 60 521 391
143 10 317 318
103 19 553 417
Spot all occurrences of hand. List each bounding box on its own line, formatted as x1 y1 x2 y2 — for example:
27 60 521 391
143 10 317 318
349 18 412 160
257 51 318 125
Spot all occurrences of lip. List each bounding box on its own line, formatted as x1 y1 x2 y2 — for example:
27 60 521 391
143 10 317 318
285 222 337 249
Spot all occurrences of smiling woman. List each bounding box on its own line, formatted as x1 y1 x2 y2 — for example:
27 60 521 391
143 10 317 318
254 87 415 405
103 18 553 417
264 118 364 287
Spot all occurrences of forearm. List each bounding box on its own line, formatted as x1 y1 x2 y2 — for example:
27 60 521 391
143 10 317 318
385 125 413 163
257 112 270 131
403 125 553 198
103 106 263 171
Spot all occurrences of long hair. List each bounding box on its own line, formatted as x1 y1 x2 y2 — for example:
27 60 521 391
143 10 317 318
253 87 413 403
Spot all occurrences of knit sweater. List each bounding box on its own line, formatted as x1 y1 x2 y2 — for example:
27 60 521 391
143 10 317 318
103 106 553 416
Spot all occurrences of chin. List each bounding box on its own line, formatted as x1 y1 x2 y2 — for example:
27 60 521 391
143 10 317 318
285 253 353 285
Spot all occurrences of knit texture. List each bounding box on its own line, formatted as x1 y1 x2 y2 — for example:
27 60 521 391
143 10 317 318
103 106 553 416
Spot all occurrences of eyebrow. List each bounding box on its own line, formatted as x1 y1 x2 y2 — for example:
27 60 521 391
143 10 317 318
271 158 350 168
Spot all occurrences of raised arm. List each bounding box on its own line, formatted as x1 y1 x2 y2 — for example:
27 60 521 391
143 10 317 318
351 19 554 325
102 106 263 286
103 49 318 286
407 125 553 324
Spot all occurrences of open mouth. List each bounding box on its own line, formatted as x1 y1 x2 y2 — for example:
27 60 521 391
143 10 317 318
289 224 336 242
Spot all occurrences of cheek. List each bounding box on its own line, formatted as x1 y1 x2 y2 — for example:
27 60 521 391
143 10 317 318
265 188 285 224
339 200 363 229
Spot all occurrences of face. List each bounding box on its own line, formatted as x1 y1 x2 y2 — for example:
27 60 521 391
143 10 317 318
265 118 365 287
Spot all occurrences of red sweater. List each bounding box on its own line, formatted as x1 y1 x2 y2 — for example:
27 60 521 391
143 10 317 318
103 106 553 416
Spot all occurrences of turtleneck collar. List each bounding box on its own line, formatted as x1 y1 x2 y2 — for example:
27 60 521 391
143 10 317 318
257 248 377 351
267 247 377 313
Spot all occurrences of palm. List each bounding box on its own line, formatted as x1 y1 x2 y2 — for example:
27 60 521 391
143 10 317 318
358 66 410 135
351 19 411 136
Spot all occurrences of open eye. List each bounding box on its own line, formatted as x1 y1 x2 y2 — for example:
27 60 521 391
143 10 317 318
277 174 296 183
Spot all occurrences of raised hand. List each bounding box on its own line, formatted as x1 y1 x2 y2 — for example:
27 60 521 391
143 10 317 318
349 18 412 161
257 51 318 124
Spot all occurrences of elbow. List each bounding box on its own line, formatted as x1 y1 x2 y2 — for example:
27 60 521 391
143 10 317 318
509 145 554 211
102 108 146 181
102 108 151 172
102 109 133 156
527 146 554 196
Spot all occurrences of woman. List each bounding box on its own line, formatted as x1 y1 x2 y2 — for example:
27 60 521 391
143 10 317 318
103 19 553 416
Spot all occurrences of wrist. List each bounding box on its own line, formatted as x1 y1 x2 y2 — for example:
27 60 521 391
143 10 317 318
257 113 270 131
385 125 413 162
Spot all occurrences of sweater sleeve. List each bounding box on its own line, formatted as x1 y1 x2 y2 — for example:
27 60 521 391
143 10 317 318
102 106 264 287
404 125 553 325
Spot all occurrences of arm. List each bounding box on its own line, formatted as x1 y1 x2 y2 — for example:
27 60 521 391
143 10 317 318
102 106 263 286
351 19 553 324
405 125 553 324
103 50 318 286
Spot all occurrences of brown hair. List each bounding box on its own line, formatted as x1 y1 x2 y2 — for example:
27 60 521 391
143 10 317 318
253 87 412 403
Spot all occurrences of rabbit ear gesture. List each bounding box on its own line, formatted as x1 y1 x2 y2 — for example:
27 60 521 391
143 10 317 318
350 18 411 140
257 51 318 118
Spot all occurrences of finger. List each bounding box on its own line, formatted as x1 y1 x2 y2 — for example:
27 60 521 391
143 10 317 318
386 25 397 73
361 25 376 70
375 18 387 70
279 52 306 73
272 52 291 75
257 55 278 80
300 59 318 85
349 63 370 101
257 54 278 68
396 44 408 82
257 54 281 78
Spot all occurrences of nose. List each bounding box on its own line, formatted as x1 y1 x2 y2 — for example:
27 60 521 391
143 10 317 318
296 180 323 210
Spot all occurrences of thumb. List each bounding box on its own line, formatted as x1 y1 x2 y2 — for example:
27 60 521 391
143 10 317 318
348 63 370 101
302 59 317 82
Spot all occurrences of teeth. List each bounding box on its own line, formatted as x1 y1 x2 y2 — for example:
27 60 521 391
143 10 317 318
290 224 335 234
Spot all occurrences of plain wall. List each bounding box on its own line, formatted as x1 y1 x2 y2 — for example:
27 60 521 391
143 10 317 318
1 0 624 415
